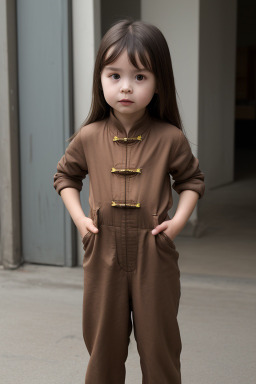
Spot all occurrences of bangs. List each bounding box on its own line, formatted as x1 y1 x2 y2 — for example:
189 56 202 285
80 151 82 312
102 33 153 72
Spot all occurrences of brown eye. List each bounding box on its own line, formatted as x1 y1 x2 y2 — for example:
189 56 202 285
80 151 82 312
111 74 120 80
136 74 144 81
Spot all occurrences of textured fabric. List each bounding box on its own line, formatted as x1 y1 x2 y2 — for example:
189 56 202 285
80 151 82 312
81 209 181 384
53 110 205 205
53 110 205 383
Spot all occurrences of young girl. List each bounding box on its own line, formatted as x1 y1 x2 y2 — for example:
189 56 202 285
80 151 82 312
53 19 205 384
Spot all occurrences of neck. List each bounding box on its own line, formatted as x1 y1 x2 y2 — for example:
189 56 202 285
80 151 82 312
112 109 146 135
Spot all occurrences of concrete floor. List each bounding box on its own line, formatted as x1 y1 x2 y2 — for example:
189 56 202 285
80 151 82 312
1 176 256 383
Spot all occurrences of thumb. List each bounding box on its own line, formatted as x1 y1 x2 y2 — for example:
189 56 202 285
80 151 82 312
89 223 99 234
152 222 167 235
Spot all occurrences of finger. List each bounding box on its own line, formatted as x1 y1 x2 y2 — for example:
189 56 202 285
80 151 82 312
151 225 162 235
151 222 168 235
89 224 99 233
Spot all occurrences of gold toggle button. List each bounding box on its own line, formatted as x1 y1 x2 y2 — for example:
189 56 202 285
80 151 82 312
111 201 141 208
111 167 141 175
113 135 142 142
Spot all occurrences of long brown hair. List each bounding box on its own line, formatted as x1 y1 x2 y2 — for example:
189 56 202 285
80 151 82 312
68 19 184 142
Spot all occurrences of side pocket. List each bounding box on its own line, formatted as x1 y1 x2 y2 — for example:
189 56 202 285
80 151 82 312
82 231 93 251
152 212 176 251
81 207 100 251
159 231 176 250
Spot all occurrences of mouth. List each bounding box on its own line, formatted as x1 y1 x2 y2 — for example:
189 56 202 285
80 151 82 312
119 99 134 104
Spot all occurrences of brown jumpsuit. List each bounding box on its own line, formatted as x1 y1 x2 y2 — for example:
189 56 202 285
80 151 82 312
53 109 205 384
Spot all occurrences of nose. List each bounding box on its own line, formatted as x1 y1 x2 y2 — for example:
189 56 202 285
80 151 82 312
120 81 132 94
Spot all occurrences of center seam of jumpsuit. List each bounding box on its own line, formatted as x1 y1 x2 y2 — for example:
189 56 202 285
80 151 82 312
111 131 142 273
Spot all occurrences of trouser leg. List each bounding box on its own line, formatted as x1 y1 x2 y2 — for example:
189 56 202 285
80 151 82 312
82 225 133 384
131 229 182 384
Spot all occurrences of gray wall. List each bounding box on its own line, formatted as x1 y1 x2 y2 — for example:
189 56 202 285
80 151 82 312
101 0 140 36
0 0 21 268
198 0 237 188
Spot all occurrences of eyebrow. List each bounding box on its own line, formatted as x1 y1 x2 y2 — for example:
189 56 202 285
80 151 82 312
104 66 149 72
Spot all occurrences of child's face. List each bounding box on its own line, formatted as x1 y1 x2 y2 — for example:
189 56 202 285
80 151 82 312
101 49 157 120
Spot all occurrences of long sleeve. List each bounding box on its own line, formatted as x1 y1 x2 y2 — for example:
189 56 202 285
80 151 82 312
53 128 88 196
169 129 205 199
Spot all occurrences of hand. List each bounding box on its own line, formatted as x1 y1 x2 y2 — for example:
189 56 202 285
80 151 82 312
151 219 181 241
77 216 99 239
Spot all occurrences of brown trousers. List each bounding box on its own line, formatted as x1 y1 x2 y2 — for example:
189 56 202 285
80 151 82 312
82 208 182 384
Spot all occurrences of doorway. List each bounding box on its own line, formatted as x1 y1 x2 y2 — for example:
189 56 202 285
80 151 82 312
234 0 256 181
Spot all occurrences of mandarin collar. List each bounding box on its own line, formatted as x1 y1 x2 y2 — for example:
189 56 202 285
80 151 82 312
107 108 151 138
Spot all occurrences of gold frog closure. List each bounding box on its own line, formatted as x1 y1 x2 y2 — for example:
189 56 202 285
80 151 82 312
111 201 141 208
111 167 142 175
113 135 142 142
